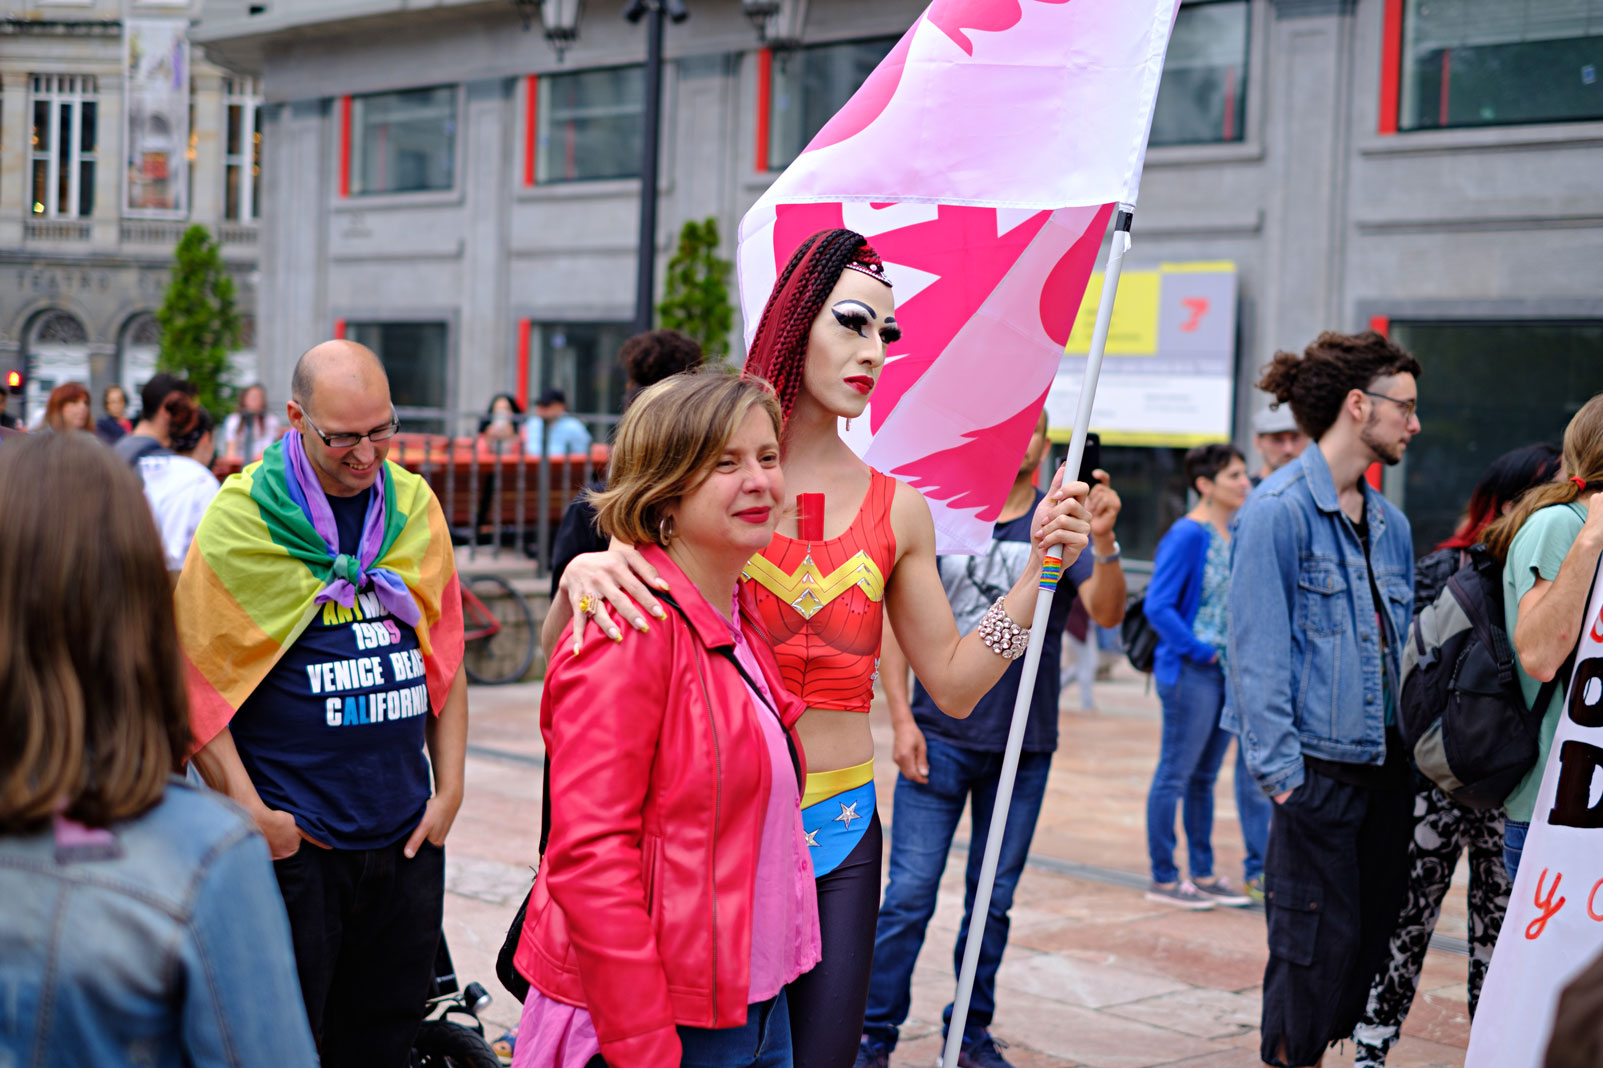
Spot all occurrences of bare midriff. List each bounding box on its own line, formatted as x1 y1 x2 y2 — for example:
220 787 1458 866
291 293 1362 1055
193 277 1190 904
795 707 876 772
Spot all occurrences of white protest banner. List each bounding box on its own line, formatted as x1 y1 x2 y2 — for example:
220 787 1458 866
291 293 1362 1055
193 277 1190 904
1467 559 1603 1067
124 19 190 218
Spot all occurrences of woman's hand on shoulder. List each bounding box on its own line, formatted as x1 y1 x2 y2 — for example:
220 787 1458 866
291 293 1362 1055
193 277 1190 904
557 545 670 653
1032 464 1092 565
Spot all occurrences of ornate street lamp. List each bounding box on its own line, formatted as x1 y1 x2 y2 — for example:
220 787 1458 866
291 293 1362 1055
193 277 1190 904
742 0 808 50
510 0 583 60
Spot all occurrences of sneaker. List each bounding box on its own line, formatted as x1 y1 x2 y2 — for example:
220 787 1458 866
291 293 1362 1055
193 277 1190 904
956 1031 1013 1068
1144 880 1216 909
1244 874 1265 902
1192 876 1252 907
854 1037 890 1068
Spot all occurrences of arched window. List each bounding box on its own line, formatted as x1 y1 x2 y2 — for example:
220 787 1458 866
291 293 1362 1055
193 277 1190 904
25 310 90 425
229 313 259 387
119 312 162 404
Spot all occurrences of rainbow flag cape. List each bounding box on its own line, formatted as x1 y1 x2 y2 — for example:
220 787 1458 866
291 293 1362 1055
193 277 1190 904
175 443 464 749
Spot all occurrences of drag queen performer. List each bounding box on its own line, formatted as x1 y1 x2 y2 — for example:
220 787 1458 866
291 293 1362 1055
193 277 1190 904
546 228 1091 1067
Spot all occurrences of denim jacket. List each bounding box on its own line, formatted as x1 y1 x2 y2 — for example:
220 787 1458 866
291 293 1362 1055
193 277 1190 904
0 779 317 1067
1224 444 1414 796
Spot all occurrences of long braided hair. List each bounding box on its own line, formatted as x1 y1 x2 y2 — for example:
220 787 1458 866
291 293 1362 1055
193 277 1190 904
743 228 888 426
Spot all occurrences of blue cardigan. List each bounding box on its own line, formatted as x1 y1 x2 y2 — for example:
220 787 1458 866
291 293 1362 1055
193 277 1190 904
1145 517 1217 687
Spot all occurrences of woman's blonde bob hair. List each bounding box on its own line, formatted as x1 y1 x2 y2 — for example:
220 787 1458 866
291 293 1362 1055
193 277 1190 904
0 433 191 832
1484 392 1603 562
590 371 783 547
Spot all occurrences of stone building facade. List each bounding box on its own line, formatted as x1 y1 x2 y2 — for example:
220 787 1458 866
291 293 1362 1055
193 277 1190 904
1 1 259 425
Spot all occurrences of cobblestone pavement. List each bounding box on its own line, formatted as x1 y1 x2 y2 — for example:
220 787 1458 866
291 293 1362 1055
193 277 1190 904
444 662 1472 1067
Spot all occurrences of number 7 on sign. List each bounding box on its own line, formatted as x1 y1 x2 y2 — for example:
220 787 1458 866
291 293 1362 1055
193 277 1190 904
1179 297 1210 332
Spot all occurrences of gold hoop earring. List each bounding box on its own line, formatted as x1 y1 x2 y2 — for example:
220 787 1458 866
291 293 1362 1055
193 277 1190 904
658 514 675 546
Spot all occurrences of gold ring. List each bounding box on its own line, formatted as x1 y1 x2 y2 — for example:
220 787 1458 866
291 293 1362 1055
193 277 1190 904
577 595 595 615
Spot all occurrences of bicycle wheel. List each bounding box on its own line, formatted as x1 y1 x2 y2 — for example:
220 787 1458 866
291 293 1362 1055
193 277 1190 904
462 574 538 686
412 1019 502 1068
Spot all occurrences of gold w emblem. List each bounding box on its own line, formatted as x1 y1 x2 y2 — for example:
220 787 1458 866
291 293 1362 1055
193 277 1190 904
743 551 886 620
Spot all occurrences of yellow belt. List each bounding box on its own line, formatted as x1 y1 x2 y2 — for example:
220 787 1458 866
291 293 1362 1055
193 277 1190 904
801 758 875 810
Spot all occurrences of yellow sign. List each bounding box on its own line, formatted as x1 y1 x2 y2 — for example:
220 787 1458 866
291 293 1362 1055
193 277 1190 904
1065 270 1160 355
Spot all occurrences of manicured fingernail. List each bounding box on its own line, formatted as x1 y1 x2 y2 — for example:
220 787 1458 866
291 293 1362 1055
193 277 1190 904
634 618 649 631
652 607 667 620
612 632 624 643
655 579 671 590
573 641 582 655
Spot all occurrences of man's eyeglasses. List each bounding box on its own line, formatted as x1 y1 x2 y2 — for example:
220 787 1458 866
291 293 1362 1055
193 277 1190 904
1360 390 1419 420
303 411 400 450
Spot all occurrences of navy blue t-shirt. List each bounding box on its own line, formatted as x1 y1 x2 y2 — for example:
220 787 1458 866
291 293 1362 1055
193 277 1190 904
230 491 433 849
911 492 1091 754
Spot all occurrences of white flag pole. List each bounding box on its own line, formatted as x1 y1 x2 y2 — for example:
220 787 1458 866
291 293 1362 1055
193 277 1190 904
940 204 1135 1068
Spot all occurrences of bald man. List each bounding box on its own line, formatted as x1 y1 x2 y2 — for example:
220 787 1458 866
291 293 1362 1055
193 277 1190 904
188 341 467 1067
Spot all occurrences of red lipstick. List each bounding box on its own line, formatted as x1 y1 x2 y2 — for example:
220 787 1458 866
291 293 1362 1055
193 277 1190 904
845 375 874 395
736 507 772 524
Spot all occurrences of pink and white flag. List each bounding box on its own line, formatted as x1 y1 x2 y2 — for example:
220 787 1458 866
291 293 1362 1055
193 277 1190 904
739 0 1181 554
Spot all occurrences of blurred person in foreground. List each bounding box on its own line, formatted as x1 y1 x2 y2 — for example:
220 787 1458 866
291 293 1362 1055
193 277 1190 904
1143 443 1257 910
115 372 199 466
0 385 16 430
97 383 134 444
140 407 222 573
180 340 467 1067
221 383 284 465
0 433 315 1067
42 381 94 435
1352 442 1562 1067
510 372 819 1067
1228 331 1422 1068
548 328 705 592
858 407 1126 1068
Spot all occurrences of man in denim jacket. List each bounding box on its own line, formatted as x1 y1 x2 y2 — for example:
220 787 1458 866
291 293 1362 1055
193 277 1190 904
1225 330 1422 1068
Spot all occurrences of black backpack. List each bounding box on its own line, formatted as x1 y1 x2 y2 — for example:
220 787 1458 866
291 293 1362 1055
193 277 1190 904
1121 592 1158 674
1399 541 1575 809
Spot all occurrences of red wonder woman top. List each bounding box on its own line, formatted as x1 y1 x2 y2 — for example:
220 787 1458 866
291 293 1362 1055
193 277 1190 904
741 469 898 714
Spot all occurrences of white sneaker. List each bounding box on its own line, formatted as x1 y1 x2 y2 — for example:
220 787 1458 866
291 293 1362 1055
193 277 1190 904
1145 880 1216 909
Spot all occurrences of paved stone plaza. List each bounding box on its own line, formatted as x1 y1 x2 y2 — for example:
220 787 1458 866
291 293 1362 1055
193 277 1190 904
444 663 1473 1068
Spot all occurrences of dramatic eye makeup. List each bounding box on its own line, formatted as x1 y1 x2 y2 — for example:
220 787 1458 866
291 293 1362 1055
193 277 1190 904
832 300 877 338
880 316 902 345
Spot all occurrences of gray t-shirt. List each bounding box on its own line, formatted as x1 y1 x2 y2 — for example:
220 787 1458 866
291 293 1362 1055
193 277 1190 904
114 433 167 466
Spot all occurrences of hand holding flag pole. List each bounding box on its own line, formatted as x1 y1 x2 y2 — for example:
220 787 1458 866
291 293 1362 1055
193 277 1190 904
940 205 1136 1068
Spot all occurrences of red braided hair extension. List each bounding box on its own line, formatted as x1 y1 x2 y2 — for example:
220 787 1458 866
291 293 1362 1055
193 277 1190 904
744 229 889 426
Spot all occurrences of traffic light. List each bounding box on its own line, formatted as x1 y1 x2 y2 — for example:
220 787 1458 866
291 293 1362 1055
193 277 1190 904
4 370 21 393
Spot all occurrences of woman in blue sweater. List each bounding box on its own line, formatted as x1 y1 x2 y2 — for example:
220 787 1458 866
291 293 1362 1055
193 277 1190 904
1143 444 1253 909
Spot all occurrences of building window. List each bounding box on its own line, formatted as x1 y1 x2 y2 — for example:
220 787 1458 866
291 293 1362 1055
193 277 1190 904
351 87 456 196
537 67 644 183
1398 0 1603 130
25 310 91 425
1390 320 1603 555
766 37 898 171
224 77 262 221
535 322 632 415
29 75 98 218
1148 1 1249 146
346 322 450 429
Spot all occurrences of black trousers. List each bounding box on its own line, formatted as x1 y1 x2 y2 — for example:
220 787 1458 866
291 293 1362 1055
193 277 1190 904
273 838 445 1068
788 811 884 1068
1259 765 1412 1068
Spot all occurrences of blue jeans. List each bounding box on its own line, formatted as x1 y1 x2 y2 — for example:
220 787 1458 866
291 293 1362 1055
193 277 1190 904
1504 818 1529 885
1235 740 1272 883
1147 658 1233 885
677 990 791 1068
861 738 1053 1051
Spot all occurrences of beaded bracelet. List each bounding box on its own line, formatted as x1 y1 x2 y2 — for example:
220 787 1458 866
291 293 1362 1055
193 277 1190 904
977 597 1031 660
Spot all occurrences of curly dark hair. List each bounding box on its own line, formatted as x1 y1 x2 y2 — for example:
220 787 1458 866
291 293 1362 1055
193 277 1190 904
743 228 887 425
1257 330 1422 443
619 329 704 396
170 406 214 454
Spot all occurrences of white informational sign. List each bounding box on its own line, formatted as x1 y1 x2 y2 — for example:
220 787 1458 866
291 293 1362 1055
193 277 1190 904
1046 262 1237 447
124 19 190 219
1466 561 1603 1067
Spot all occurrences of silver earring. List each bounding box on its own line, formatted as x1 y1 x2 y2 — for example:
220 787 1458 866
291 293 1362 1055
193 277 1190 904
658 515 675 545
845 418 853 432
